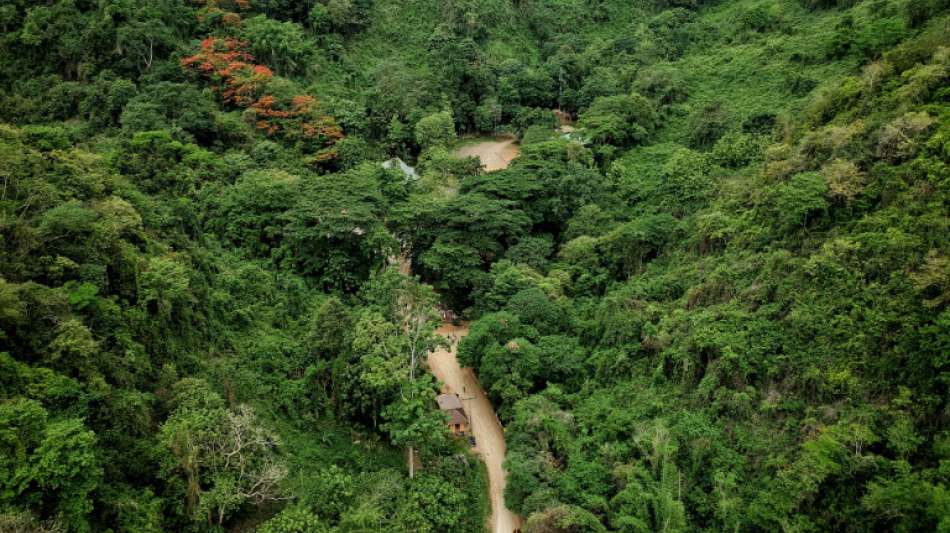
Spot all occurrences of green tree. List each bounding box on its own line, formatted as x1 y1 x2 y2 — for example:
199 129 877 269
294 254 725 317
114 0 182 73
415 110 456 149
577 93 657 147
381 376 450 479
281 165 397 291
0 400 101 533
768 172 829 235
158 382 286 525
241 15 315 75
354 269 444 477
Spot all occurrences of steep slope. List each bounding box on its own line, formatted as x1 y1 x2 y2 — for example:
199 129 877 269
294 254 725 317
0 0 947 532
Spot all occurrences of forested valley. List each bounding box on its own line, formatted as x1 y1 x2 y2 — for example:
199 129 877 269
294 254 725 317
1 0 949 531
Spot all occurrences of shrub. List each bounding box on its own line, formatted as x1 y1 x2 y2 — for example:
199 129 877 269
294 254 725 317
826 14 855 58
905 0 948 27
21 125 71 151
687 102 728 149
512 107 559 132
769 171 829 234
662 147 714 206
742 113 777 135
804 77 862 126
786 72 819 96
712 131 766 168
853 17 908 59
876 111 936 162
822 158 865 202
893 47 950 104
257 505 328 533
634 65 689 106
521 125 557 145
739 5 780 32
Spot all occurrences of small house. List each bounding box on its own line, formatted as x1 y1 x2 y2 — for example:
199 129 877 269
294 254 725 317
436 393 469 436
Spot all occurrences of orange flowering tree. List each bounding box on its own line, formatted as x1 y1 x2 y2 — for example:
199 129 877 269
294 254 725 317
181 28 342 162
181 37 270 105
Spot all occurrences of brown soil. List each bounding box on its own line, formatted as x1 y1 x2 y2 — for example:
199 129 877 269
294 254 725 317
428 322 523 533
453 138 520 172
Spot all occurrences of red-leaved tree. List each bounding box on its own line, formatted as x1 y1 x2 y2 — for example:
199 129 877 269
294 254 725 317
181 36 343 162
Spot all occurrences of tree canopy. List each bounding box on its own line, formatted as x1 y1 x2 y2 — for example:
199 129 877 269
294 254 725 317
0 0 948 531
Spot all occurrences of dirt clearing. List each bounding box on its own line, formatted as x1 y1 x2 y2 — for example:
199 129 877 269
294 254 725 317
453 138 520 172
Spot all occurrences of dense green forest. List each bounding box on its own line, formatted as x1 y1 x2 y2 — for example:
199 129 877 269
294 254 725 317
1 0 949 531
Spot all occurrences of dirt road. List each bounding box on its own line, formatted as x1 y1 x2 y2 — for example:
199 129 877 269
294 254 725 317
428 322 523 533
453 138 520 172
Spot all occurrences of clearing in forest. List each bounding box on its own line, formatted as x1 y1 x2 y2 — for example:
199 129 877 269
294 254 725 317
452 137 520 172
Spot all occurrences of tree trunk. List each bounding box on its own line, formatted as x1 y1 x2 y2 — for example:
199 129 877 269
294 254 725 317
408 445 414 479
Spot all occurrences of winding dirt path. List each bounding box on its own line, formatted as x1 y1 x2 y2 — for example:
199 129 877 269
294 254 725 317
453 138 520 172
428 322 523 533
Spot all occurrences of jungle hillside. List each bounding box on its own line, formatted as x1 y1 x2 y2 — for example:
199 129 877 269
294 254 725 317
1 0 949 532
